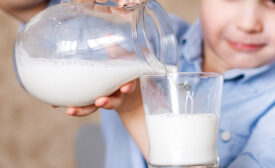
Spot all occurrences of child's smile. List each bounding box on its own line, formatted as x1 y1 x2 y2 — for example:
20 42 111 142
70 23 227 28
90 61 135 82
226 40 266 53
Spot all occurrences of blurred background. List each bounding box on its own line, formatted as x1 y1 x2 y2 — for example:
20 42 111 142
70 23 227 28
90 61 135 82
0 0 199 167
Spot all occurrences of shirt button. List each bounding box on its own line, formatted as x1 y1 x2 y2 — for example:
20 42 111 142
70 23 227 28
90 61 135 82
221 131 232 142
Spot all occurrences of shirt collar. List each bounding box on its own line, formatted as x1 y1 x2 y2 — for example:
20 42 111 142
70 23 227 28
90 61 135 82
223 63 274 82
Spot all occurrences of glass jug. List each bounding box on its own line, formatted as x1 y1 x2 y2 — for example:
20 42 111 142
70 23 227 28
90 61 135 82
13 0 178 107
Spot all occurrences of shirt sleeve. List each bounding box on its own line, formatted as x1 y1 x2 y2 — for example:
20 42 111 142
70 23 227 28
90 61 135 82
228 105 275 168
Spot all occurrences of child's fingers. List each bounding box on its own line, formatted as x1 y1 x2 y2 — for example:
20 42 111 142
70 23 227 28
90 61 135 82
116 0 127 7
116 0 140 7
66 105 98 117
95 97 109 107
95 91 124 110
120 81 137 94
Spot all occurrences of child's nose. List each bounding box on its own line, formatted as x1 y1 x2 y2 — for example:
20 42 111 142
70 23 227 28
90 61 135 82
235 2 263 34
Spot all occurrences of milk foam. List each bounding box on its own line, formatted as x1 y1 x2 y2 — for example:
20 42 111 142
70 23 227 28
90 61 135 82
146 113 218 166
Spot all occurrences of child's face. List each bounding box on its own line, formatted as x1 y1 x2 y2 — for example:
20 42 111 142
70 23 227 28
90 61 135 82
200 0 275 69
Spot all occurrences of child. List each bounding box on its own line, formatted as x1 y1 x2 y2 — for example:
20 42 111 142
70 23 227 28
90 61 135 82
1 0 275 167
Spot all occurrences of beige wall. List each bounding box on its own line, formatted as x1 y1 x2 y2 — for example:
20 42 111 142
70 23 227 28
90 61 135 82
159 0 200 23
0 1 199 168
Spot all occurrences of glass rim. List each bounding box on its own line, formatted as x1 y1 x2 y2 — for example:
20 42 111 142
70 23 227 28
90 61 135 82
141 72 223 78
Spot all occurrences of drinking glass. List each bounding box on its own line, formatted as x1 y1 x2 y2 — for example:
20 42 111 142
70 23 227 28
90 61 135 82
140 72 223 168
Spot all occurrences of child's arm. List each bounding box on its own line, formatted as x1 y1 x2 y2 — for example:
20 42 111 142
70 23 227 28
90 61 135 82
0 0 50 22
66 81 150 159
115 81 149 160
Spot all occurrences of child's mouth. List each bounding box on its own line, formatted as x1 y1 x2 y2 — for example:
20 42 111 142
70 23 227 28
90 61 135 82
227 40 266 53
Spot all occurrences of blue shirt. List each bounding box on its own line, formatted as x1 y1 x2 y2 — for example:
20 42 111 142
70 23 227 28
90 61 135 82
101 17 275 168
44 1 275 167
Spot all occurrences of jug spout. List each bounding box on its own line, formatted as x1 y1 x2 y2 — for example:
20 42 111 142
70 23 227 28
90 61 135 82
132 0 178 74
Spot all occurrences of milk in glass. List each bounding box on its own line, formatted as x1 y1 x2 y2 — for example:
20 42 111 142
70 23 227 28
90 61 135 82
146 113 218 166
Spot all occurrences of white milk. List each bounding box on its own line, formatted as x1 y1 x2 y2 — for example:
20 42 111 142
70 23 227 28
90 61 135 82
16 54 150 107
145 113 218 166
